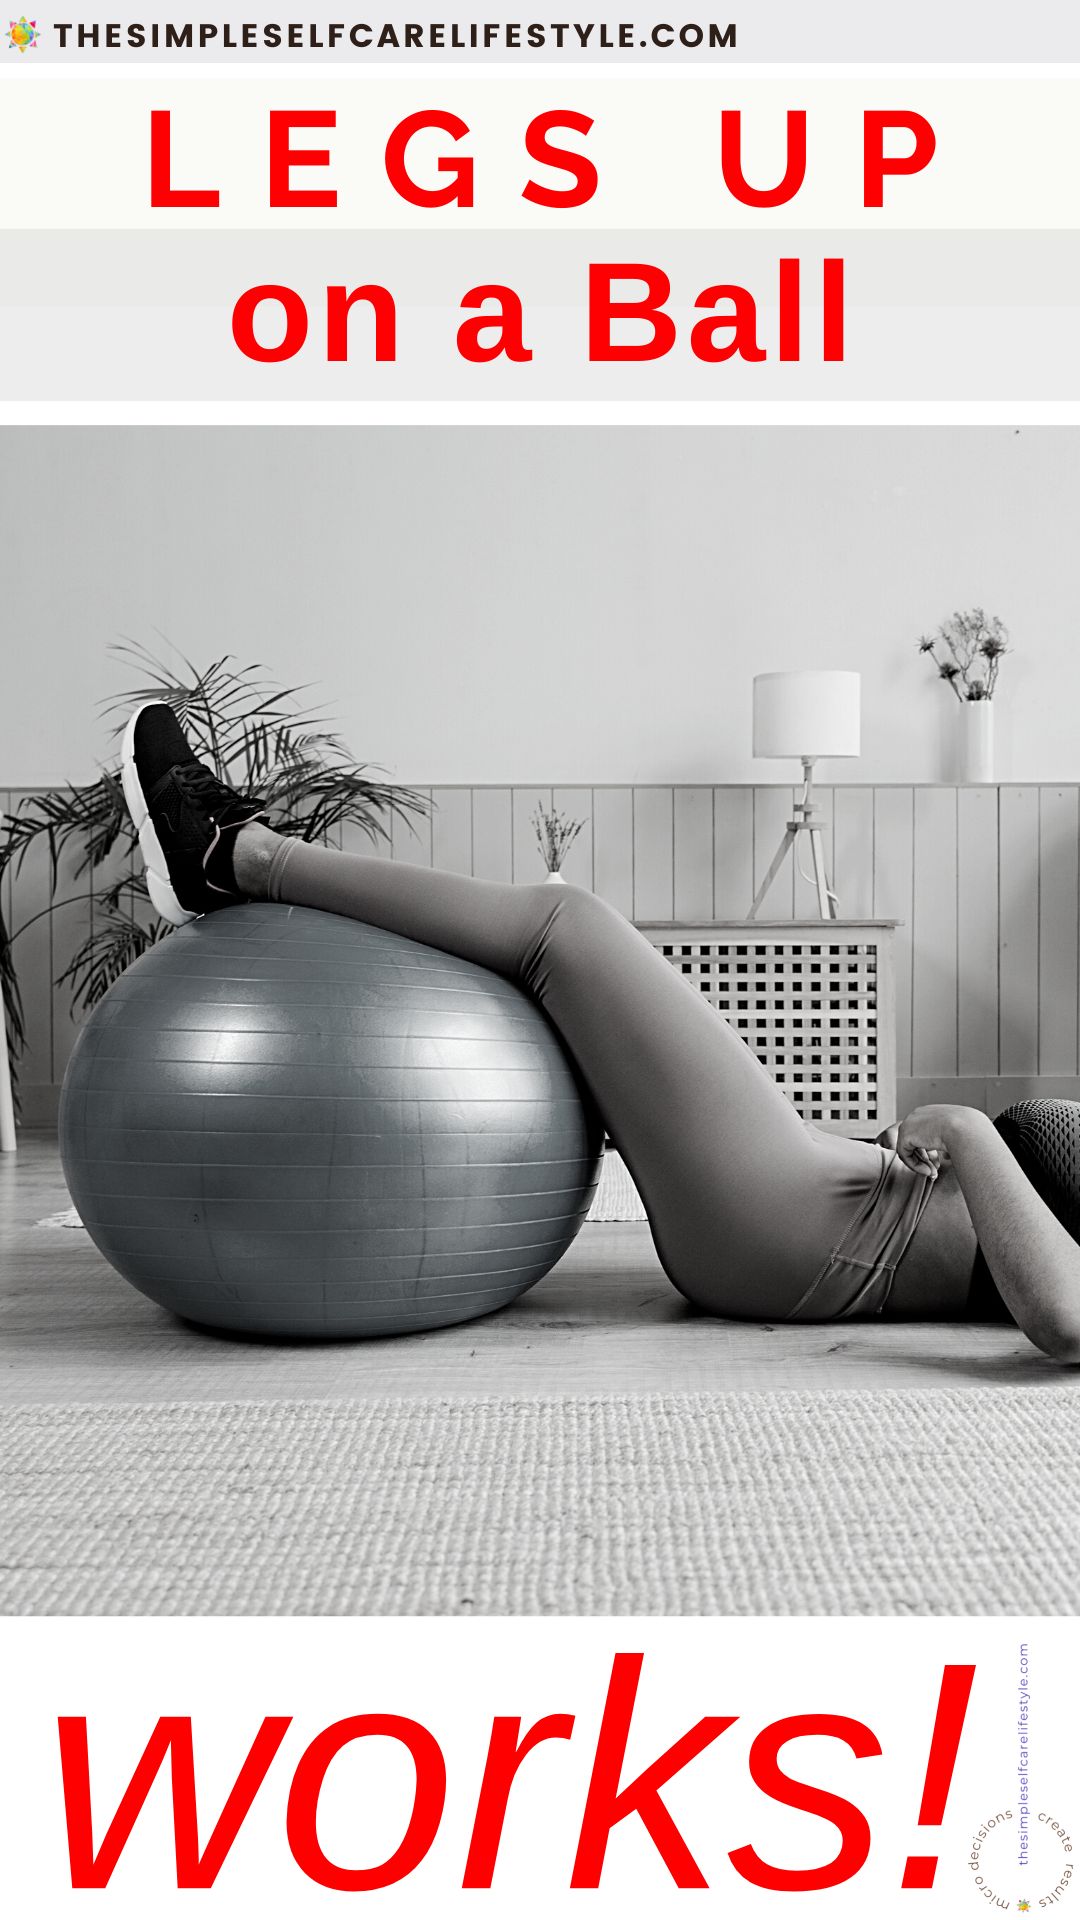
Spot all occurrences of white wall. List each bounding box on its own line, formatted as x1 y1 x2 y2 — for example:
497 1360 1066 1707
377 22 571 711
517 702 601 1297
0 425 1074 788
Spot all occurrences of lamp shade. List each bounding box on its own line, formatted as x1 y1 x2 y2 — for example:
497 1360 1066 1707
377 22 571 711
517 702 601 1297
752 670 861 761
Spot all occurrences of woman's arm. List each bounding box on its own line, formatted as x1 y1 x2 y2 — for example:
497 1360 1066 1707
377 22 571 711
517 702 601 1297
896 1104 1080 1361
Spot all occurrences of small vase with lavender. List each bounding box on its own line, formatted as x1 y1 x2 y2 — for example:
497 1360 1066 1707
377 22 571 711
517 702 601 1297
532 805 586 883
917 607 1010 784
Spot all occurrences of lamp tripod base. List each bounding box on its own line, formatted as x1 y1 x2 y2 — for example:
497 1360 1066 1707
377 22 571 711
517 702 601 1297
748 759 839 921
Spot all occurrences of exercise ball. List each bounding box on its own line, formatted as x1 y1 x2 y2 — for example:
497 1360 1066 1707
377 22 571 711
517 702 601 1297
59 903 603 1337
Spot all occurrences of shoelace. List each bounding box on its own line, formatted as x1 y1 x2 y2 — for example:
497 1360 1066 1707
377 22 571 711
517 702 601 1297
172 761 249 816
166 759 267 891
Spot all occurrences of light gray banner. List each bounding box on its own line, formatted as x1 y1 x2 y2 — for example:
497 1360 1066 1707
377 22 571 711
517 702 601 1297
8 0 1079 63
1 229 1077 397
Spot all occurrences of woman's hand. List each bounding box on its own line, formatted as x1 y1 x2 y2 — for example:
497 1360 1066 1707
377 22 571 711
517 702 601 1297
893 1104 990 1180
924 1106 1080 1362
887 1103 1080 1361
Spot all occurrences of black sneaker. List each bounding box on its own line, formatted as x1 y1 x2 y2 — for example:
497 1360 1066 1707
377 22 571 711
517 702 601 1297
121 702 268 925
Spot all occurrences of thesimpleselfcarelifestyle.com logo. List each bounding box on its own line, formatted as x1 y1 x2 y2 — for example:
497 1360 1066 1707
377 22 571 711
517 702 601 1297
7 14 39 47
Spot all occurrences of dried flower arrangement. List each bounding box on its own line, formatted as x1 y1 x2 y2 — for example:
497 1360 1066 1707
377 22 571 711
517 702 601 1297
532 804 586 876
917 608 1010 702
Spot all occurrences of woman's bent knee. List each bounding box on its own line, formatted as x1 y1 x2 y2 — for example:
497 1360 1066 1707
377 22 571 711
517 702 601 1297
520 882 628 978
524 881 615 924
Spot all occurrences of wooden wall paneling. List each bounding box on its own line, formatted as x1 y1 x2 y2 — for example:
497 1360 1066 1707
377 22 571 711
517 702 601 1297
956 785 1000 1077
998 787 1040 1078
900 1076 992 1117
911 786 958 1077
632 787 674 922
673 787 714 921
592 788 634 917
832 787 874 921
552 788 594 890
872 787 915 1078
987 1074 1080 1109
340 810 390 859
470 788 513 882
20 780 1080 1104
1038 785 1079 1076
752 786 796 918
391 786 433 865
511 786 553 885
713 786 754 919
430 787 473 875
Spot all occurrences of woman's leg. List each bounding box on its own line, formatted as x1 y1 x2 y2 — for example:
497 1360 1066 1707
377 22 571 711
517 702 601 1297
120 705 903 1320
249 832 881 1315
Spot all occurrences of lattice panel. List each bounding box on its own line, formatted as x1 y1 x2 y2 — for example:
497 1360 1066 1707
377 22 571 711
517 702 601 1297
644 925 897 1137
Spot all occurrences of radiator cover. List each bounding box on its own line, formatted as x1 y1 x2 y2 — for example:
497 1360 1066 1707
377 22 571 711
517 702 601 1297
638 920 898 1139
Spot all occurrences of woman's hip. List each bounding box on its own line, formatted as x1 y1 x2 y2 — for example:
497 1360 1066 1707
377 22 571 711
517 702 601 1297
643 1131 927 1323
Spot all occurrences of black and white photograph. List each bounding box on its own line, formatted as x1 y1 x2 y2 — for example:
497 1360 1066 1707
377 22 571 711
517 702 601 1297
3 424 1079 1619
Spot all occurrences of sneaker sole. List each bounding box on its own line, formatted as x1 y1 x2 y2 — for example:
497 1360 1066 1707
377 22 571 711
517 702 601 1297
120 704 198 927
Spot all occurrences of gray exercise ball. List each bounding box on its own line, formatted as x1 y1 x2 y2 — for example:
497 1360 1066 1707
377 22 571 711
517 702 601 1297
59 903 603 1337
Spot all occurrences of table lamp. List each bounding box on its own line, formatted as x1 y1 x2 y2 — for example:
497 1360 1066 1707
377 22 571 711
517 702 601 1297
749 669 861 920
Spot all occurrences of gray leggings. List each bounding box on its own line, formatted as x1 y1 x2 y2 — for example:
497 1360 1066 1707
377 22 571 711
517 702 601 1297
267 840 915 1319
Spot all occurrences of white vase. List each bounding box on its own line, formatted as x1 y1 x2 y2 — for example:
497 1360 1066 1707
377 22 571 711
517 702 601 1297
544 870 567 885
958 700 994 783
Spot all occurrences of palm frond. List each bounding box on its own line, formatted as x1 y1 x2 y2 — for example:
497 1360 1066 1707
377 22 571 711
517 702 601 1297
56 906 171 1016
262 766 428 846
2 777 133 891
0 897 26 1118
0 638 430 1103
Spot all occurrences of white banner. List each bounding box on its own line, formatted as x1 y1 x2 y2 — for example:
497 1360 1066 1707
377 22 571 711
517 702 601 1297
2 69 1078 398
2 73 1078 230
0 1617 1068 1915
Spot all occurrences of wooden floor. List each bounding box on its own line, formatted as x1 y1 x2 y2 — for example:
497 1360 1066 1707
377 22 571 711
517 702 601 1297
0 1134 1061 1407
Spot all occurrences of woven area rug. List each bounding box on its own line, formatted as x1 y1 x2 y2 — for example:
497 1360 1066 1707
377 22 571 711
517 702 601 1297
3 1389 1078 1616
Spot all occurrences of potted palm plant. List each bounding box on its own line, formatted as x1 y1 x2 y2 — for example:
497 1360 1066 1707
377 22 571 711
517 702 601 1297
0 641 429 1104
